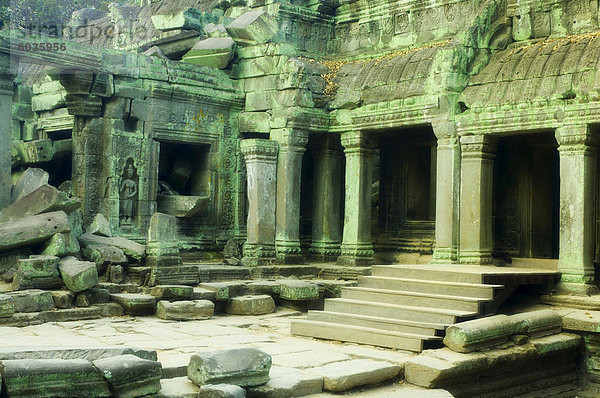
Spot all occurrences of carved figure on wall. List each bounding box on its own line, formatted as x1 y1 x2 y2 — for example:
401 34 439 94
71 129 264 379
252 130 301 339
120 161 138 226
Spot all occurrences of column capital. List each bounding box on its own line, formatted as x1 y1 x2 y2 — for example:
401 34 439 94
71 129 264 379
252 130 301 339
240 138 278 162
460 134 497 159
437 136 459 149
556 124 599 150
270 128 308 150
340 131 377 152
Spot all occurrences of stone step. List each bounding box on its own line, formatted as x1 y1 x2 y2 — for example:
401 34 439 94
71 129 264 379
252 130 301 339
291 319 441 351
306 310 445 336
358 276 501 299
341 287 488 313
371 265 484 284
324 298 475 324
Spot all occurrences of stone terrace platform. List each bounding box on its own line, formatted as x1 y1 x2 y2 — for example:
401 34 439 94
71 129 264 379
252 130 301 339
292 264 560 352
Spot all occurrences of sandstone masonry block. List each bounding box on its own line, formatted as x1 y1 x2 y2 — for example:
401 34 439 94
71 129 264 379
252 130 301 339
7 289 54 312
188 348 271 387
225 295 275 315
59 256 99 293
278 280 319 300
156 300 214 320
111 293 156 315
226 11 278 46
93 354 162 398
0 294 15 318
308 359 401 392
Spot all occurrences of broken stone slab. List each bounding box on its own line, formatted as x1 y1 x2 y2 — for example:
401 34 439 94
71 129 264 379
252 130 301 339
40 232 81 257
150 285 194 300
84 244 128 266
6 289 54 312
12 255 62 290
87 213 112 237
0 359 110 397
200 383 246 398
59 256 99 293
443 315 514 353
510 310 562 337
94 302 125 317
151 8 219 31
187 348 271 387
10 167 49 203
226 11 278 46
278 280 320 300
0 211 70 253
93 354 162 398
79 233 145 261
0 347 157 361
247 366 323 397
308 359 401 392
42 306 102 322
52 290 74 309
78 288 111 305
0 184 80 223
248 281 281 296
0 294 15 318
182 37 236 69
111 293 156 316
225 295 275 315
156 300 214 320
192 287 217 301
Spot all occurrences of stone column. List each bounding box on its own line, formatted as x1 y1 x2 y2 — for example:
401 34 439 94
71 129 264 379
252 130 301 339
459 134 497 265
432 130 460 263
271 128 308 264
555 125 598 294
0 55 13 210
240 139 278 266
338 131 377 266
310 134 343 262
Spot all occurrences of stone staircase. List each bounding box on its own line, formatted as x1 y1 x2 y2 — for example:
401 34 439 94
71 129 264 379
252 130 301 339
291 264 558 352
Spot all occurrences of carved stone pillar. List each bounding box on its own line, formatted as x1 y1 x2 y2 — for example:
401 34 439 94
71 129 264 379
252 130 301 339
310 134 343 261
459 134 497 265
338 131 377 266
0 55 14 210
555 125 598 294
431 126 460 263
240 139 278 266
271 128 308 264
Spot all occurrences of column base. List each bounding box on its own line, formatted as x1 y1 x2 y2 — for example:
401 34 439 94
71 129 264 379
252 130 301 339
309 241 341 262
431 247 458 264
554 282 600 296
276 240 304 264
459 250 493 265
242 242 276 267
337 243 374 266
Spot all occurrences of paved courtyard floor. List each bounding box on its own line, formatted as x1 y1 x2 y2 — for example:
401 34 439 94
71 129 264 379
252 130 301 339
0 307 453 397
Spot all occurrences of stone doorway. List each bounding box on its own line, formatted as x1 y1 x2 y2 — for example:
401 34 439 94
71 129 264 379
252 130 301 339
492 133 559 261
375 129 437 258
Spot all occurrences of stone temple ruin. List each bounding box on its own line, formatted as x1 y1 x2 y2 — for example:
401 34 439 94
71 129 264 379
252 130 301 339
3 0 600 396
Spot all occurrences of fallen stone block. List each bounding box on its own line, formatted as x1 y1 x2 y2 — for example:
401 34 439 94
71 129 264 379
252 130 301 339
42 306 102 322
7 289 55 312
155 377 201 398
94 302 125 317
0 294 15 318
200 281 249 298
78 288 111 305
151 8 218 31
40 232 81 257
0 359 111 397
83 245 127 267
52 290 74 309
192 287 217 301
443 314 513 353
278 280 320 300
79 233 145 261
93 354 162 398
12 255 62 290
226 11 278 46
156 300 214 320
182 37 235 69
225 295 275 315
0 184 80 223
150 285 194 300
188 348 271 387
59 256 99 293
0 347 157 361
0 211 70 253
200 383 246 398
248 281 281 296
308 359 401 392
111 293 156 315
87 213 112 237
10 167 49 203
248 366 323 397
510 310 562 338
